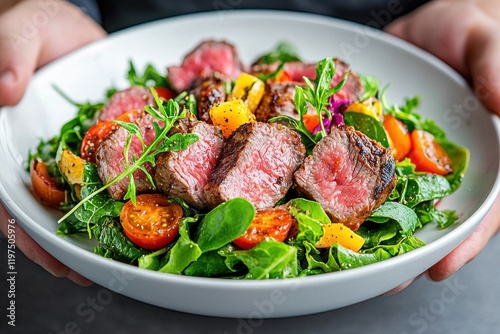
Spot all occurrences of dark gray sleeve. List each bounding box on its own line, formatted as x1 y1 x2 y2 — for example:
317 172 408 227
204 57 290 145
66 0 102 24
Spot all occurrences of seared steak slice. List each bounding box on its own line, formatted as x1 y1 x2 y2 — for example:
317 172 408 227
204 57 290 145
254 82 299 122
154 118 224 209
294 126 396 230
205 122 306 210
96 113 159 200
190 74 228 124
168 40 244 93
99 86 155 121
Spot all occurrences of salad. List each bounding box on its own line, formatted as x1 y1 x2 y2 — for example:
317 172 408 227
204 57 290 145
28 41 469 279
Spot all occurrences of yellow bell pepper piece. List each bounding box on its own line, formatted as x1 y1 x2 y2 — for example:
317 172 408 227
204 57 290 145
229 73 265 112
316 223 365 252
345 99 383 121
209 99 256 138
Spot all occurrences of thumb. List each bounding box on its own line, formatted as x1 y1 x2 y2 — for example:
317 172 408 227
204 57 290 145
466 25 500 117
0 0 106 106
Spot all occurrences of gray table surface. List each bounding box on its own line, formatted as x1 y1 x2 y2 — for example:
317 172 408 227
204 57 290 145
1 231 499 334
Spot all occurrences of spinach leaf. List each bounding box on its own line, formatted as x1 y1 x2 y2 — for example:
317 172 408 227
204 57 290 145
330 244 388 270
439 141 470 193
401 174 451 208
159 217 202 274
138 247 170 271
233 240 298 279
195 198 255 252
368 201 418 235
344 112 390 148
184 249 240 277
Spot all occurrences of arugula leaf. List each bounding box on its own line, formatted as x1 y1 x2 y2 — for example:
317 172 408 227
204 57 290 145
127 61 169 88
233 240 298 279
344 112 390 148
73 163 124 237
286 198 329 245
359 74 380 101
414 201 458 229
93 220 148 263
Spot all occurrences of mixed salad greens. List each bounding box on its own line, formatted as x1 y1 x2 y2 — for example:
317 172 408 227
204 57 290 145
28 42 469 279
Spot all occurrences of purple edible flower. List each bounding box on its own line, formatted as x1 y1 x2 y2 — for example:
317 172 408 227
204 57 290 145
311 98 351 135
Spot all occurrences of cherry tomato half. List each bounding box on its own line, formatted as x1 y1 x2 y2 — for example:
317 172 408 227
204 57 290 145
383 114 411 161
120 194 182 250
80 121 119 163
233 207 293 250
30 159 66 208
154 87 176 101
408 129 453 175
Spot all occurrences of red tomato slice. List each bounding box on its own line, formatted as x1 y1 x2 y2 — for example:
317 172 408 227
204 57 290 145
120 194 182 250
154 87 176 101
233 207 293 250
80 121 120 163
31 159 66 208
408 129 453 175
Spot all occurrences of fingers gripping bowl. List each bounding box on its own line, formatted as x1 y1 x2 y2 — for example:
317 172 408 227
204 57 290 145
1 11 499 318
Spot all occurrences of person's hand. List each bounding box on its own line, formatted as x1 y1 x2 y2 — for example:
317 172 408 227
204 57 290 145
0 204 93 285
0 0 106 284
385 0 500 283
0 0 106 106
385 0 500 117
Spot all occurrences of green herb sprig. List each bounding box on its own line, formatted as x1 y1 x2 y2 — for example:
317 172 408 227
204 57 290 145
271 57 349 151
59 88 198 223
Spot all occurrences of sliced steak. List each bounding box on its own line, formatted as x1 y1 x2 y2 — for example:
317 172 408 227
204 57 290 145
189 74 228 124
294 126 396 230
205 122 306 210
168 41 244 93
254 82 302 122
99 86 155 121
96 113 159 200
154 118 224 209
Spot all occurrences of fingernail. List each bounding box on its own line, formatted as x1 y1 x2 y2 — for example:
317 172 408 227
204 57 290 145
0 70 15 86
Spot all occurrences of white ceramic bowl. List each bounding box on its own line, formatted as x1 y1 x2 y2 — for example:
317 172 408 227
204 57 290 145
1 11 499 318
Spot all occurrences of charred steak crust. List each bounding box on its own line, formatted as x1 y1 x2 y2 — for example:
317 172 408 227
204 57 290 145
204 122 306 210
254 82 298 122
154 118 224 209
294 126 397 231
190 74 228 124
